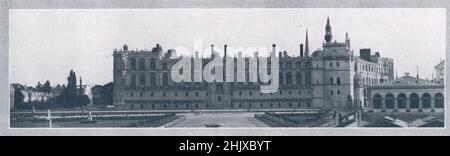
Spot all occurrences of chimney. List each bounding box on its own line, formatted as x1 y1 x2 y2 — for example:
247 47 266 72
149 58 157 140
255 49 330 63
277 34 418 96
224 44 227 57
272 44 276 54
405 72 410 77
300 44 304 57
211 44 215 58
123 44 128 51
359 48 371 61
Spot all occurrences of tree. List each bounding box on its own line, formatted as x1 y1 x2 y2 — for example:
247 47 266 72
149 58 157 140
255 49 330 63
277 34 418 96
56 70 89 108
42 80 52 93
36 82 43 92
13 85 25 109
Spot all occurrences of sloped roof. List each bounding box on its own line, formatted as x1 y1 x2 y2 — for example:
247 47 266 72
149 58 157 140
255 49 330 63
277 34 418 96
367 116 408 127
371 75 442 88
435 60 445 69
408 116 444 127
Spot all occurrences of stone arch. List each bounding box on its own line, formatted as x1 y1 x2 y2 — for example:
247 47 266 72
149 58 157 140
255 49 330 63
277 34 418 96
150 73 156 86
422 93 431 109
130 58 136 70
130 73 136 87
149 58 156 70
286 72 292 85
435 93 444 108
162 73 169 86
373 94 382 109
385 93 394 109
139 73 146 86
410 93 419 109
397 93 407 109
138 58 146 70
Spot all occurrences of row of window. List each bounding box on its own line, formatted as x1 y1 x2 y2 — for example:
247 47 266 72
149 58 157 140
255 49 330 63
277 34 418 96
373 93 444 109
279 61 312 69
130 103 202 109
230 102 311 108
329 77 341 85
129 71 313 86
330 90 341 96
279 72 312 85
129 90 312 98
128 102 313 110
354 62 381 73
129 58 168 71
129 58 317 71
328 62 341 67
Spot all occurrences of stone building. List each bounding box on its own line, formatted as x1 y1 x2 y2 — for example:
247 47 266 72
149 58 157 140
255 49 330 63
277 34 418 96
434 60 445 84
112 17 395 110
366 73 444 113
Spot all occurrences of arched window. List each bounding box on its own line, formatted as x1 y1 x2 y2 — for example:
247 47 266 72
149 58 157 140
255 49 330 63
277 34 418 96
410 93 419 108
397 94 407 109
422 93 431 108
162 73 169 86
296 72 302 85
295 62 301 68
329 77 334 85
435 93 444 108
149 58 156 70
150 73 156 86
162 63 168 70
130 74 136 87
138 58 145 70
337 77 341 85
373 94 382 109
385 94 394 109
305 72 311 84
305 62 311 68
130 58 136 70
286 72 292 85
286 62 292 68
139 74 146 86
279 73 284 85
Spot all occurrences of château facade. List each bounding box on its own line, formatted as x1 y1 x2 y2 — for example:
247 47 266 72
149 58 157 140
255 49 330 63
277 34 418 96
112 18 394 110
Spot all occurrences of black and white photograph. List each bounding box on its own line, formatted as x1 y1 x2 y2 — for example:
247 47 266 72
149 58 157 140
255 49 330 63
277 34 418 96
1 0 450 138
7 8 446 129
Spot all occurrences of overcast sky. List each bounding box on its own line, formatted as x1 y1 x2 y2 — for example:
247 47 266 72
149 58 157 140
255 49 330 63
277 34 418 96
9 8 445 86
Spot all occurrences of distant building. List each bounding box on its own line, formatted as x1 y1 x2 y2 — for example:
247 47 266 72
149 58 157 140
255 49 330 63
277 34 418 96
10 85 14 110
434 60 445 84
22 89 54 103
91 82 114 106
112 17 395 110
366 73 444 113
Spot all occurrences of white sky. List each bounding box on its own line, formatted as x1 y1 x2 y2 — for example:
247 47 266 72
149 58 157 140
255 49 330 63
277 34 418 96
9 8 446 86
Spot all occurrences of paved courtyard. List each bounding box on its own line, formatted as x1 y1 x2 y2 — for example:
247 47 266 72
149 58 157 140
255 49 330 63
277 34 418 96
165 112 270 128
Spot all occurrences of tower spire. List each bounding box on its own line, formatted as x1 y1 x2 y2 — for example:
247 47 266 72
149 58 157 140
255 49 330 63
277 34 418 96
305 28 309 57
416 66 419 79
324 16 333 43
